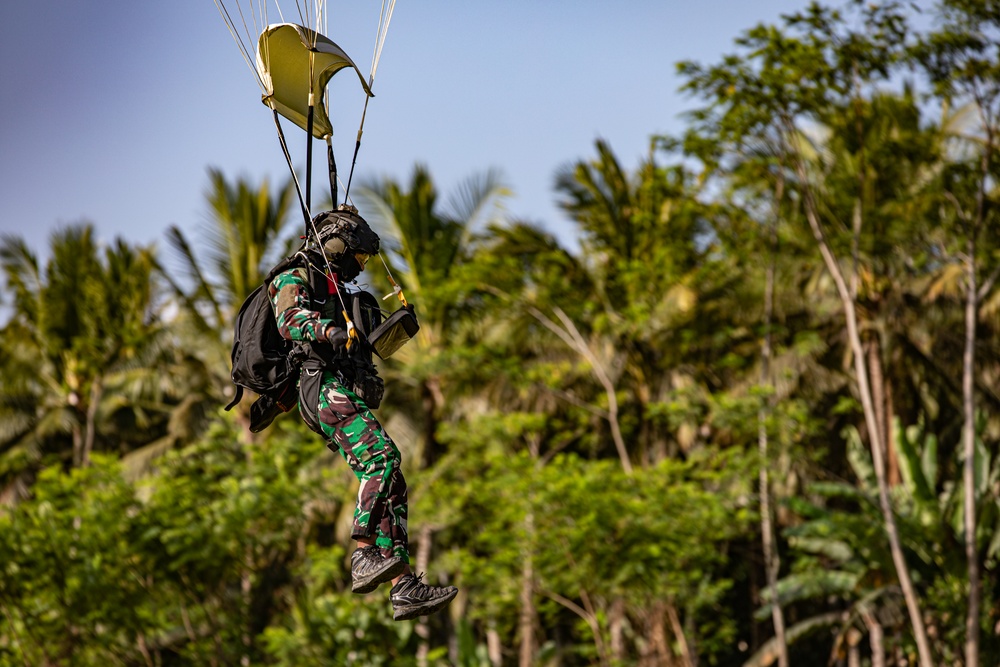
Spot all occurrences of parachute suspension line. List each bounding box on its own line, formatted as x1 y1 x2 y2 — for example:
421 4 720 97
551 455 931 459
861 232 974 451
370 0 397 85
269 0 285 24
343 0 396 203
272 110 311 225
291 0 308 31
212 0 265 90
313 0 326 38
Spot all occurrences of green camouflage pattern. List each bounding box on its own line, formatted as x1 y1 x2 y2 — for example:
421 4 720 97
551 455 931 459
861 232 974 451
268 267 337 342
315 370 408 563
268 267 409 564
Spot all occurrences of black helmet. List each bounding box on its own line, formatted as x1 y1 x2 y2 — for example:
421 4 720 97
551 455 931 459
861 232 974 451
310 205 380 259
307 205 380 281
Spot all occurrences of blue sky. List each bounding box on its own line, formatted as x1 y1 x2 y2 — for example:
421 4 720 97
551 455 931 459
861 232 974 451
2 1 826 257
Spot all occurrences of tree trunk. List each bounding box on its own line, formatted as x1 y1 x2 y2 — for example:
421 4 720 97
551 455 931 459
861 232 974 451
609 597 625 663
241 546 252 667
421 378 445 467
519 510 536 667
862 610 885 667
846 627 861 667
71 421 83 468
487 621 503 667
415 525 433 667
866 338 899 487
665 602 693 667
789 141 933 667
963 238 981 667
82 377 103 468
641 601 669 667
758 188 789 667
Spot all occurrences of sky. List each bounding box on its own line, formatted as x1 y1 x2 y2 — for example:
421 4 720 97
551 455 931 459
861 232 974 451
1 1 827 261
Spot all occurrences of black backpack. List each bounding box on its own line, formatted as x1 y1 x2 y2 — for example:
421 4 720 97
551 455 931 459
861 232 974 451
223 254 395 433
224 254 310 431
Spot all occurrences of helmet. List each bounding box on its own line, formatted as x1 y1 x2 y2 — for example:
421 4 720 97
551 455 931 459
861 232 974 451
308 206 380 281
311 206 380 258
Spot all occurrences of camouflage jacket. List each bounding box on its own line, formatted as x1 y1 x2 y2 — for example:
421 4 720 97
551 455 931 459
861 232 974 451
267 267 344 344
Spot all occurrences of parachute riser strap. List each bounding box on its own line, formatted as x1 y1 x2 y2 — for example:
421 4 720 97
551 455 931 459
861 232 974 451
327 138 338 208
343 94 370 201
305 95 315 219
378 253 408 307
272 110 311 225
305 49 318 222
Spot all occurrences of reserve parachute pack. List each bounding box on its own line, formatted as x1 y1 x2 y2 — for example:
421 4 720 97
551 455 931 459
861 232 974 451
224 254 419 433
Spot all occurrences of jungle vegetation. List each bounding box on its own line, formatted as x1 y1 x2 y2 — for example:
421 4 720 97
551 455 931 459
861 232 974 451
2 2 999 665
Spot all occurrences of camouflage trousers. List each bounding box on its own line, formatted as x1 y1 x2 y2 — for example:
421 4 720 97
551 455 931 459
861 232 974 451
314 371 409 563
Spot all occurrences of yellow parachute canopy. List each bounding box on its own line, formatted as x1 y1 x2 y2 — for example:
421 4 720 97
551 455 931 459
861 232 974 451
256 23 373 140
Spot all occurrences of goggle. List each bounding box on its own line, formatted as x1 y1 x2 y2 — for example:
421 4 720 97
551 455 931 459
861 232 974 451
355 252 371 269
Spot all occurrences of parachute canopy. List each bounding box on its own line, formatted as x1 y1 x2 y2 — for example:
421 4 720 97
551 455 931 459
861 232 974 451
256 23 373 140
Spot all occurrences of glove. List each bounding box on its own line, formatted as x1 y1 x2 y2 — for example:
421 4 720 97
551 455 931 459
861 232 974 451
325 326 349 350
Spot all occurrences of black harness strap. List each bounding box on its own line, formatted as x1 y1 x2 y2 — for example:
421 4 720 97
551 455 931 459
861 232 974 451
327 138 338 207
305 103 315 218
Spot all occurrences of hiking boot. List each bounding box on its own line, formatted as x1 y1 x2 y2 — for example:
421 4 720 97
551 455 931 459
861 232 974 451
389 573 459 621
351 545 405 594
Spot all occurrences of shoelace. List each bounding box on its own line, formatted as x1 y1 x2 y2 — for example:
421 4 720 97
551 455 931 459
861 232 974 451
403 573 450 600
354 545 382 569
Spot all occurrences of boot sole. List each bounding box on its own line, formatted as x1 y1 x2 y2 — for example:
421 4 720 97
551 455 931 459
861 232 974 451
352 557 406 594
392 587 459 621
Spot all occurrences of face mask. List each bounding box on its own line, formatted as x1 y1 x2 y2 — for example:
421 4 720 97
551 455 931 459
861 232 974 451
338 253 364 282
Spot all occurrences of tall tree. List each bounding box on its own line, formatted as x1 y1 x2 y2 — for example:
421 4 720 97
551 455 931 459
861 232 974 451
158 168 297 431
357 164 508 469
916 5 1000 662
0 226 164 490
679 3 936 663
554 138 714 468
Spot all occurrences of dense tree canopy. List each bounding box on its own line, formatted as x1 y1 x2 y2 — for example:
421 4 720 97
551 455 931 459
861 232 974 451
2 2 999 665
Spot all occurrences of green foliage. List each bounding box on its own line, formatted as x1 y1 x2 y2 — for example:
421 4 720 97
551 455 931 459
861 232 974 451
764 418 1000 661
0 456 148 665
5 2 1000 664
422 409 755 660
0 225 170 491
0 425 370 666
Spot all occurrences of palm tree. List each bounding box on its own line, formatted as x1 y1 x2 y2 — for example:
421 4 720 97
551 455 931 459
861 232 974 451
157 168 298 432
356 164 507 663
0 225 166 498
550 138 732 661
554 138 714 467
357 164 509 468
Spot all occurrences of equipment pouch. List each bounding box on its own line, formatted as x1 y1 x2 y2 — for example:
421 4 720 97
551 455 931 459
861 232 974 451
350 372 384 410
368 305 419 359
297 360 326 435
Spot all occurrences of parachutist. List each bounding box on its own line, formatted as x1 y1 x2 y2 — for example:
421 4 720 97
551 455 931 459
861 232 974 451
267 209 457 621
211 0 435 622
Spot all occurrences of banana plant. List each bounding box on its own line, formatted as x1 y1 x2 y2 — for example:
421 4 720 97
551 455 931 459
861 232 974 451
747 416 1000 665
